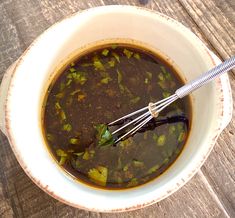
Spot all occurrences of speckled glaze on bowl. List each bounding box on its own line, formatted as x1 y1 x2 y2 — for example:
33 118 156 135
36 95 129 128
0 6 232 212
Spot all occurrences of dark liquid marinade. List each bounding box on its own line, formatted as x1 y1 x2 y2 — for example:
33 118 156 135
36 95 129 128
43 44 191 189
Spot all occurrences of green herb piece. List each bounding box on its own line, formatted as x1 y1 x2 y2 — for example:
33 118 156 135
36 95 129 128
82 150 90 160
70 89 80 96
167 149 173 157
69 67 76 73
111 44 118 49
163 158 169 164
112 52 120 63
93 56 105 71
60 82 65 91
130 96 140 104
47 134 54 142
56 149 68 164
127 178 138 187
117 177 122 184
169 125 176 134
158 72 165 81
175 148 180 155
66 96 73 106
178 131 186 142
60 110 66 121
108 59 115 67
123 164 129 172
144 78 149 84
73 152 84 156
133 160 144 167
160 66 172 80
134 53 141 60
102 49 109 56
55 102 61 110
123 49 133 59
63 123 72 132
160 66 167 74
76 74 87 85
101 77 112 84
117 69 122 83
119 84 125 94
66 79 72 86
67 72 87 85
143 132 148 140
177 123 184 131
94 124 114 147
69 138 79 144
56 149 67 157
77 94 86 102
59 156 67 165
158 81 167 89
163 92 171 98
147 164 159 174
119 84 133 97
157 135 166 146
55 92 65 99
146 71 152 80
81 63 93 67
88 166 108 186
70 62 75 67
153 133 158 142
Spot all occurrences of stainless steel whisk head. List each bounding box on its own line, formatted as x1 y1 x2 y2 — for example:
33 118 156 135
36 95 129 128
109 56 235 143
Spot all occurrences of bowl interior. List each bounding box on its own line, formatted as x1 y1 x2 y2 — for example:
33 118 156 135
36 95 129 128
7 6 223 211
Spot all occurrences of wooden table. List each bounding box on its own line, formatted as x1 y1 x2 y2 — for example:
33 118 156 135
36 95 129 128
0 0 234 217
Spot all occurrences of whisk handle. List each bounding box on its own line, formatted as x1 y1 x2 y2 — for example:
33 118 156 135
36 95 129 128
175 56 235 98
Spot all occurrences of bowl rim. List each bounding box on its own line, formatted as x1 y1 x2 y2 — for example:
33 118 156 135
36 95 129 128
3 5 232 212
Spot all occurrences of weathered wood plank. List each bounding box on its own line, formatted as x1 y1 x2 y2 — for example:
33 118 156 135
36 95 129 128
178 0 235 77
0 0 234 217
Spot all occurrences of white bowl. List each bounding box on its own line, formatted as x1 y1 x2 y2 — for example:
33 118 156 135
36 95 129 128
0 5 232 212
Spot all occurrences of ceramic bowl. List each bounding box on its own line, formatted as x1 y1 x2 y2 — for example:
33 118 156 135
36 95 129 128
0 5 232 212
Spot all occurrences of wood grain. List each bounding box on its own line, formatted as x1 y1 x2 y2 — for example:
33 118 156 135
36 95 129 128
0 0 234 217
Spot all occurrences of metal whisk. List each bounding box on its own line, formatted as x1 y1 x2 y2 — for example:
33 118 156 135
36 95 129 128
109 56 235 143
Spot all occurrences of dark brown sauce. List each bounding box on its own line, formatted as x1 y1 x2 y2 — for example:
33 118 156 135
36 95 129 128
42 43 191 189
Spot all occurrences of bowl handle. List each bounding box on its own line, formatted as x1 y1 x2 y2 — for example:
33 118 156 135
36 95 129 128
209 52 233 130
0 61 18 135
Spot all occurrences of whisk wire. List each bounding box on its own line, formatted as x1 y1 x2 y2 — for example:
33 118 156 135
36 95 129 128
109 56 235 143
